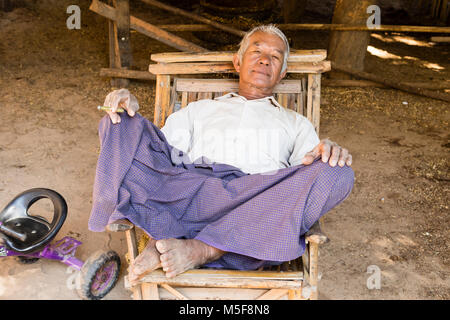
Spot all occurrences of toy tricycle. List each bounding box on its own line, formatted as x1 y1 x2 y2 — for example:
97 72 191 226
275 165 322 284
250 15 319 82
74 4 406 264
0 188 121 300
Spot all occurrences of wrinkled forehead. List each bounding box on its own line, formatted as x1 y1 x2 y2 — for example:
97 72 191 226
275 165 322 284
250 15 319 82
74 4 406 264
247 31 287 54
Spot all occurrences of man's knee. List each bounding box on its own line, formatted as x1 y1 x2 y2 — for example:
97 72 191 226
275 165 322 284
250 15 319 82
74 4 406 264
315 160 354 196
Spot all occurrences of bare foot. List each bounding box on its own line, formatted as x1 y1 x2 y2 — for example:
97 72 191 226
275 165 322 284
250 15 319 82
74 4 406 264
129 237 162 281
155 238 225 278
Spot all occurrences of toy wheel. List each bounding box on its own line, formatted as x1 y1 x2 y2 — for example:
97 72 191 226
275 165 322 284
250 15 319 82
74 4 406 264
17 256 40 264
77 250 121 300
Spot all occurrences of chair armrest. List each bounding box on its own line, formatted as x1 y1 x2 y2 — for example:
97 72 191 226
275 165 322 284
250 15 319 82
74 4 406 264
106 219 134 232
305 221 329 245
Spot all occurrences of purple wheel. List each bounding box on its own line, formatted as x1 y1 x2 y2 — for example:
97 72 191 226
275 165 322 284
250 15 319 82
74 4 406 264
77 250 121 300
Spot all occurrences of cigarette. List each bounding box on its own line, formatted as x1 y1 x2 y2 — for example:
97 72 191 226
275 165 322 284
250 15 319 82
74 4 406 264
97 105 125 113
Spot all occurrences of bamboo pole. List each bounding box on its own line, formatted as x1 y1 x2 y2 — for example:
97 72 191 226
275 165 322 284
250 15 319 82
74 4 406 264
322 79 450 90
431 36 450 42
331 62 450 103
151 23 450 34
140 0 245 37
280 23 450 33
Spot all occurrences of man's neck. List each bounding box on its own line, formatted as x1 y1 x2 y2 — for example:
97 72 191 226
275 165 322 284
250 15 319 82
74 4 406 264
237 87 273 100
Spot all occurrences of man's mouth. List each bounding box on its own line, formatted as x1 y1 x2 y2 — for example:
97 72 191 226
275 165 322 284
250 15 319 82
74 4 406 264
251 70 270 77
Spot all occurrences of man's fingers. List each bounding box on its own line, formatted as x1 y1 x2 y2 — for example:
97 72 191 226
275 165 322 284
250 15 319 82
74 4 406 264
107 111 121 124
346 154 352 166
320 141 332 163
328 144 341 167
302 143 322 165
103 89 138 124
338 148 349 167
301 152 316 165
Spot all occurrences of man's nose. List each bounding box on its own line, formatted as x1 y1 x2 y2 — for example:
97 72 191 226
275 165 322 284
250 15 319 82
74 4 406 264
258 54 270 66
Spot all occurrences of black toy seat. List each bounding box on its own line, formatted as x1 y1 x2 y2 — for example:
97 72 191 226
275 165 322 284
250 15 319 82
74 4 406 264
0 188 67 254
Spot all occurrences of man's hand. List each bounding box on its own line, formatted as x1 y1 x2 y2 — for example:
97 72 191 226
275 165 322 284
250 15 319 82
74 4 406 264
301 139 352 167
103 88 139 124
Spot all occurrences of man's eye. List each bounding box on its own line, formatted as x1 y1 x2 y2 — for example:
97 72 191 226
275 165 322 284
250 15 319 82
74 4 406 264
272 55 280 60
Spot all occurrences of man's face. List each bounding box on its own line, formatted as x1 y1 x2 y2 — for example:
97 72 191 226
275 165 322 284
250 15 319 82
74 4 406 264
233 31 287 95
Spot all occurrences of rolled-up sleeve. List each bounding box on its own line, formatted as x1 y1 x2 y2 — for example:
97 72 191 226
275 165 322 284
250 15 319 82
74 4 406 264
288 116 320 167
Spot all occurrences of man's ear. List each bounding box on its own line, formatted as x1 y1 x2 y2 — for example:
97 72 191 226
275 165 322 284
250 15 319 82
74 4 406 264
232 53 240 73
277 69 287 83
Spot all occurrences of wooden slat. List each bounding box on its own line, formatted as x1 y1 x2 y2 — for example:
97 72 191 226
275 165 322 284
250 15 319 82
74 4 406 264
288 289 304 300
288 61 331 73
286 94 295 111
306 74 313 123
149 61 330 75
132 269 303 289
213 92 223 99
277 93 288 108
168 78 178 116
181 91 188 108
149 62 236 75
175 79 302 94
158 287 268 300
187 92 197 104
151 50 327 63
197 92 208 100
256 289 289 300
100 68 156 80
160 284 189 300
141 283 159 300
311 74 321 135
154 74 171 127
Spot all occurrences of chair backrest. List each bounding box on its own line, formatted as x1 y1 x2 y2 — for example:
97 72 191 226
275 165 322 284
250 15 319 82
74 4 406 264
148 50 330 135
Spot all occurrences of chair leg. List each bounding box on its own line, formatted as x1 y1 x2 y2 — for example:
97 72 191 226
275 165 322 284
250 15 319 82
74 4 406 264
288 289 303 300
125 228 142 300
142 283 160 300
308 242 319 300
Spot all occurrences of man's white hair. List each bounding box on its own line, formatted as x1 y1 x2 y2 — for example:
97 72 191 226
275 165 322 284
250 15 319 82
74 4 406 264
237 24 290 74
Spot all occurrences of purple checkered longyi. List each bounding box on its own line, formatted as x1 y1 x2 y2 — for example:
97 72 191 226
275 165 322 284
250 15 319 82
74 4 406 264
88 113 354 270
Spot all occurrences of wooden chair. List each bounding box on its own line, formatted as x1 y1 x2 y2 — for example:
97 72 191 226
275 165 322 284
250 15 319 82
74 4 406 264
108 50 331 300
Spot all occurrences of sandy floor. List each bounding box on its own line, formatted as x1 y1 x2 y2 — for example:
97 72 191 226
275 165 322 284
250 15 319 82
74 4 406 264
0 1 448 300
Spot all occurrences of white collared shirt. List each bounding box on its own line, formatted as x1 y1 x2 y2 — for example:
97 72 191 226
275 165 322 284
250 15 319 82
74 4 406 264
160 93 319 174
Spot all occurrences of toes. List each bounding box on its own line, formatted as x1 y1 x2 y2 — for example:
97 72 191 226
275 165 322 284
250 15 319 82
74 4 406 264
155 239 169 253
165 270 177 278
156 238 177 253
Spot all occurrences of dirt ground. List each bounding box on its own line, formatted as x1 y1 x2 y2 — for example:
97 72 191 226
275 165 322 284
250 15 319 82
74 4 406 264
0 0 448 300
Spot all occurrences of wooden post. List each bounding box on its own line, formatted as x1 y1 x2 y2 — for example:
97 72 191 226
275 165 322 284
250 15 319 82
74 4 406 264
154 75 171 128
307 74 321 135
108 0 132 88
0 0 12 12
328 0 375 79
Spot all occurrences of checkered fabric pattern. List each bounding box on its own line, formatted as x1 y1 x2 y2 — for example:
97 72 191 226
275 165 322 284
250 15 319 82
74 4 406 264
89 113 354 269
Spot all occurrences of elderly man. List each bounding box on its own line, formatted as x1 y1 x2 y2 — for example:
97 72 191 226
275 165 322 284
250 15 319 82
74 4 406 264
89 25 354 280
